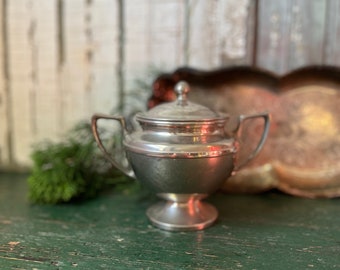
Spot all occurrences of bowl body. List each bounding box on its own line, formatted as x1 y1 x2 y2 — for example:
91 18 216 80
126 150 234 194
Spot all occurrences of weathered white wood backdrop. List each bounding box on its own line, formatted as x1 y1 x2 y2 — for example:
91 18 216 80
0 0 339 168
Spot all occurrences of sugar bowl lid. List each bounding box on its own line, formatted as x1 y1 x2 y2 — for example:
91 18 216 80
135 81 226 123
125 81 234 157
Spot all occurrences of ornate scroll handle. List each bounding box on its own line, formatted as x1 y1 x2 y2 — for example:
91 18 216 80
233 112 271 171
91 114 135 179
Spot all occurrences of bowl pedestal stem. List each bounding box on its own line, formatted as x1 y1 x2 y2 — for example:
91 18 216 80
146 193 218 231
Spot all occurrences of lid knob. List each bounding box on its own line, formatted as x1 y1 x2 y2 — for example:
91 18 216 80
175 81 190 106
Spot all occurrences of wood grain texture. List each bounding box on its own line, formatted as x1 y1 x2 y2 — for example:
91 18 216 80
256 0 293 74
33 0 60 143
256 0 337 74
323 0 340 65
0 173 339 269
185 0 220 67
0 0 258 168
61 0 88 132
88 0 118 115
287 0 327 69
187 0 252 68
1 0 340 168
7 0 36 165
7 0 61 165
0 0 10 166
125 0 185 73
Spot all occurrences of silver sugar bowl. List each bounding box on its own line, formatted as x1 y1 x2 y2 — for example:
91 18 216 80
92 81 270 231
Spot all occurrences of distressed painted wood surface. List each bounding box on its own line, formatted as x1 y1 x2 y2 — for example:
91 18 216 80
0 0 340 168
256 0 340 74
323 0 340 65
0 173 339 269
0 0 253 168
0 0 10 166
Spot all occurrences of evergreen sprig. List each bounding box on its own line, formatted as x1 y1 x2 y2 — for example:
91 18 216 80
28 122 131 204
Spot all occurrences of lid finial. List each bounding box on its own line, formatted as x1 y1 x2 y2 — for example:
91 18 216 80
175 81 190 106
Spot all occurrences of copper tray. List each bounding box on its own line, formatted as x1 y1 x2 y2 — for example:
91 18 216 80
149 66 340 198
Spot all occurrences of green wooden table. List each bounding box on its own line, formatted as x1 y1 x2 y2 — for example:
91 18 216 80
0 173 339 269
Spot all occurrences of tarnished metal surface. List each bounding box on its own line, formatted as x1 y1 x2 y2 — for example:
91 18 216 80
92 81 270 230
150 66 340 198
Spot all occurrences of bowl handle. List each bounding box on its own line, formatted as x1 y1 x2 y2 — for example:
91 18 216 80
233 112 271 171
91 114 136 179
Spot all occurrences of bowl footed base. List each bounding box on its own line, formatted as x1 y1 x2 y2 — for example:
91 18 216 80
146 194 218 231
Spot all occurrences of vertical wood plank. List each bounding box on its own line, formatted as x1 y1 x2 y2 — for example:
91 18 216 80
256 0 327 74
7 0 36 165
323 0 340 65
124 0 186 114
33 0 60 143
7 0 60 165
246 0 258 65
125 0 152 76
287 0 327 70
125 0 154 114
146 0 185 69
187 0 252 68
185 0 220 68
125 0 186 75
116 0 125 113
61 0 119 126
61 0 88 131
90 0 118 115
218 0 252 66
256 0 293 74
0 0 10 166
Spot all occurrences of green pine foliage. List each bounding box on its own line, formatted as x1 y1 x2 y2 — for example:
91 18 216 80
28 67 162 204
28 122 130 204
